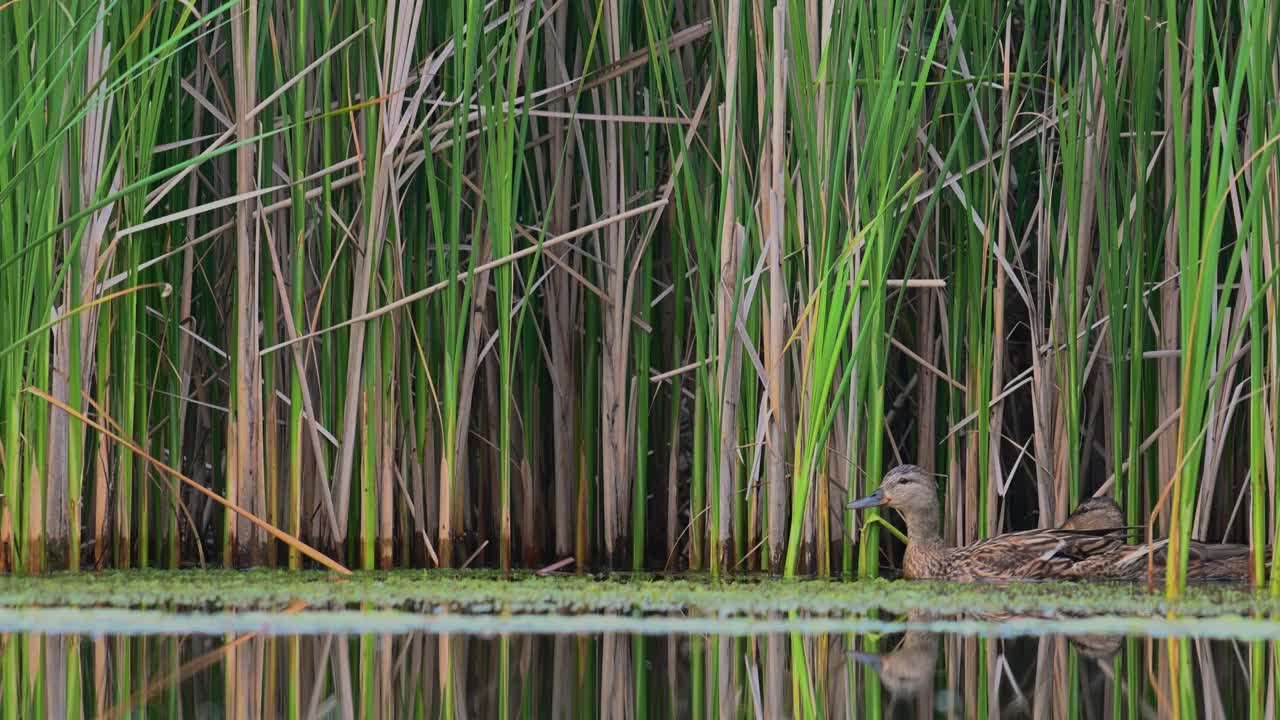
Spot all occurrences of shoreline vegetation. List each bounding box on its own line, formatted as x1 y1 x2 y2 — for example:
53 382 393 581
1 0 1277 600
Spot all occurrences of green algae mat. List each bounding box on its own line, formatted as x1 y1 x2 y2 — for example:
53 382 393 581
0 569 1271 616
1 570 1279 639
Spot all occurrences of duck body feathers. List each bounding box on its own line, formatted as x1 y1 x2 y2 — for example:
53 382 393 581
904 528 1129 582
1071 537 1256 583
1059 496 1256 582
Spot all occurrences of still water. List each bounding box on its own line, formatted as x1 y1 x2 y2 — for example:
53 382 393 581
2 616 1269 718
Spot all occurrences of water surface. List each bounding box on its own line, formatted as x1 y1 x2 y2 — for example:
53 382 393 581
4 621 1268 718
0 572 1275 717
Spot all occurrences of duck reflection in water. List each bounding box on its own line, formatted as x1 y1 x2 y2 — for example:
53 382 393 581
851 613 1126 717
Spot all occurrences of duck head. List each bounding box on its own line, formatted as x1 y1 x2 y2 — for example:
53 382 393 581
848 464 937 516
1060 496 1125 531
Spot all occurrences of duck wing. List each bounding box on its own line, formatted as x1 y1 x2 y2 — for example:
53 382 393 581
1090 539 1257 582
1186 541 1253 581
944 529 1124 581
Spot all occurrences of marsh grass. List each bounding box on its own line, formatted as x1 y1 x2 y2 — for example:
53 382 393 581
0 0 1278 603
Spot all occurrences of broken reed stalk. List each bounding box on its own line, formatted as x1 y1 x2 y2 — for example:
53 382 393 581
24 387 351 575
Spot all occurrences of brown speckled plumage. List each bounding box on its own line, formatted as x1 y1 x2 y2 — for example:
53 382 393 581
849 465 1128 582
1058 496 1254 583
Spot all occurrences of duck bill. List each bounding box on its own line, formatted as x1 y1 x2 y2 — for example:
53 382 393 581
850 651 884 670
848 488 886 510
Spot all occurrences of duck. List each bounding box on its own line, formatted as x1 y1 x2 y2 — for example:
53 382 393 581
1059 496 1127 531
848 464 1127 582
1058 496 1254 583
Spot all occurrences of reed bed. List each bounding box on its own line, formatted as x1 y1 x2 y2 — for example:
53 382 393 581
0 0 1278 595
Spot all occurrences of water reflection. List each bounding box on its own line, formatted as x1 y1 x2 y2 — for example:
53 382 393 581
0 623 1268 718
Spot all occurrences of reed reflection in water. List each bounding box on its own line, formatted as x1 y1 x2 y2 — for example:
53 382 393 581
0 626 1270 718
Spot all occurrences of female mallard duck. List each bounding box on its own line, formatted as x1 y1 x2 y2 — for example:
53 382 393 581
1058 496 1253 582
1060 496 1127 531
848 464 1126 582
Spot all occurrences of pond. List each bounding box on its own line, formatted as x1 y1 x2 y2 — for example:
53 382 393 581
1 571 1277 718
